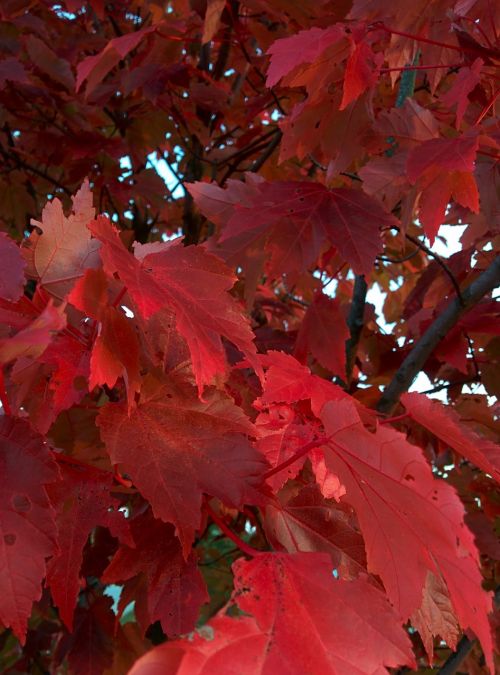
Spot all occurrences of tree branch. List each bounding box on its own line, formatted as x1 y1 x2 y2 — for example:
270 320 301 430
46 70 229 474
345 275 368 385
437 587 500 674
377 256 500 414
437 635 475 675
249 129 282 172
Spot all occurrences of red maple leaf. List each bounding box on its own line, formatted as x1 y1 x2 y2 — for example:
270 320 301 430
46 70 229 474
88 216 261 396
46 461 132 630
0 417 58 642
231 552 415 673
103 510 208 636
315 399 494 668
401 392 500 481
22 180 100 300
193 178 396 279
97 374 269 554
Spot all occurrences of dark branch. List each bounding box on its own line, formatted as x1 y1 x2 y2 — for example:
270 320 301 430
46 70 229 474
437 635 475 675
249 130 282 172
437 587 500 674
377 256 500 414
345 275 368 385
404 232 465 304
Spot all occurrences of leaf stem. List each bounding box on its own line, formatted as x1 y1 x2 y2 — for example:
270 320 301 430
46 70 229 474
375 23 463 53
475 88 499 125
380 63 462 72
204 502 262 558
263 436 331 480
379 413 409 425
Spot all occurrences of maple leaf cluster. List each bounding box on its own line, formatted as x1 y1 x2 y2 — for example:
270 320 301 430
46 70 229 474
0 1 499 674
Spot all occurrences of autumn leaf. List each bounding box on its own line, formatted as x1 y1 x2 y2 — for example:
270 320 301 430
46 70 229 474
128 615 266 675
103 510 208 636
316 399 494 668
76 26 156 96
0 300 66 365
0 417 58 643
46 461 131 630
294 292 349 376
411 572 460 663
97 374 269 555
263 484 367 578
401 392 500 481
0 233 26 302
406 134 480 242
89 216 261 396
232 552 415 674
441 59 483 128
23 180 100 300
193 177 397 279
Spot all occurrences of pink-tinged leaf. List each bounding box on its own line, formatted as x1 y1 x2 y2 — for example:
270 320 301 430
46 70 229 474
187 175 262 230
204 178 396 278
68 267 109 320
46 461 131 630
103 510 208 636
373 99 440 147
255 351 353 417
89 307 141 407
312 453 347 502
0 300 66 364
0 233 26 302
407 134 479 181
129 554 414 675
128 615 266 675
441 58 483 128
0 417 58 643
232 552 415 674
23 180 100 300
97 374 268 555
411 572 460 663
294 292 349 376
401 392 500 481
417 167 479 242
41 333 90 412
89 216 260 396
76 26 156 95
317 399 494 668
264 484 367 578
266 25 345 88
340 40 381 110
406 135 480 241
202 0 226 44
255 405 315 491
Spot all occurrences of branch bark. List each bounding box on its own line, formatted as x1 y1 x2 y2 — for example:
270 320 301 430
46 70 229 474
377 256 500 414
437 587 500 674
345 274 367 385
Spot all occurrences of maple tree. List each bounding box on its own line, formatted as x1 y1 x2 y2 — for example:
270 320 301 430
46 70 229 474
0 0 499 673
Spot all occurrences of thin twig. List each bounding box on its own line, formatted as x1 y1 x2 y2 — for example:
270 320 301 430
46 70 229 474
419 377 479 395
249 130 282 172
404 232 464 304
204 501 262 558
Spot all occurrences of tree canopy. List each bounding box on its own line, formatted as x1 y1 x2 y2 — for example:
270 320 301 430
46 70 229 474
0 1 499 673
